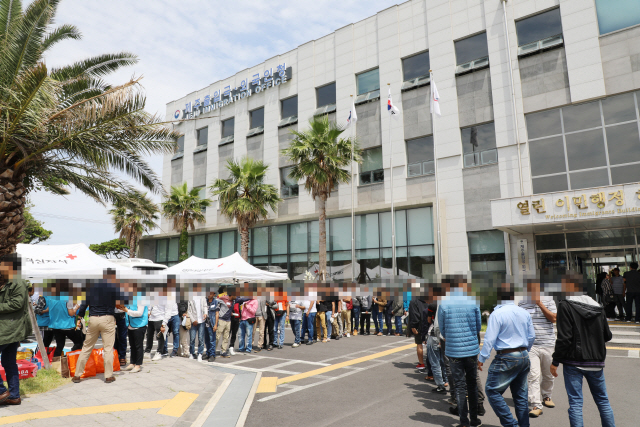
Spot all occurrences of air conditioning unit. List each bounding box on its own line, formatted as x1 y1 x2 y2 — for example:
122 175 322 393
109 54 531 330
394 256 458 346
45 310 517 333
401 75 431 92
517 34 564 57
354 89 381 105
313 103 337 116
278 115 298 128
455 56 490 75
219 135 234 146
246 126 264 137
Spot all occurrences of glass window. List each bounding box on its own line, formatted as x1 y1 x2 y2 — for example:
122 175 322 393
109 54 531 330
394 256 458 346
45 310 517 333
562 102 601 133
595 0 640 35
535 234 565 251
196 127 208 146
171 158 183 185
156 239 168 262
402 51 430 81
468 230 506 272
360 147 384 185
409 245 435 278
589 229 635 247
526 109 562 139
357 69 380 95
168 238 179 262
176 136 185 152
380 209 408 248
221 118 234 138
516 8 563 46
281 96 298 119
565 129 607 171
250 108 264 129
461 122 497 167
193 235 205 258
602 93 637 125
382 247 408 278
356 213 379 249
309 220 319 252
566 232 590 249
408 207 434 246
271 225 288 255
611 163 640 184
252 227 268 256
220 231 235 256
281 166 299 198
532 175 568 193
406 136 434 177
206 233 219 258
606 122 640 165
316 83 336 108
290 222 308 254
193 152 207 187
330 216 352 251
529 136 566 176
195 187 207 212
454 32 488 65
569 168 609 190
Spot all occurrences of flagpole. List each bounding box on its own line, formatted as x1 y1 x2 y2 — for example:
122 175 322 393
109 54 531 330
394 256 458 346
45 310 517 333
351 95 356 282
430 70 443 275
388 83 396 276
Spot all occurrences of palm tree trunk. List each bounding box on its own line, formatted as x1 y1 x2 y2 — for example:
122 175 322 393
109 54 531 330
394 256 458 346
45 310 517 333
0 168 27 257
179 227 189 261
318 195 327 280
240 224 249 261
129 237 137 259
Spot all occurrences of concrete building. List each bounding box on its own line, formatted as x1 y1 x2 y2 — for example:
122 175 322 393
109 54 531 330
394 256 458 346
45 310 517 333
142 0 640 282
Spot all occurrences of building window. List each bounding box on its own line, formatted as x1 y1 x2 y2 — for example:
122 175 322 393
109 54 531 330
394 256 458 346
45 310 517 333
221 117 234 138
360 147 384 185
193 151 207 187
454 32 489 66
281 166 299 198
281 96 298 119
468 230 506 272
357 69 380 95
196 127 208 146
595 0 640 35
195 186 207 213
176 136 185 152
316 83 336 108
402 51 430 82
406 136 434 177
516 8 563 46
250 107 264 130
171 157 183 185
461 122 497 168
526 92 640 193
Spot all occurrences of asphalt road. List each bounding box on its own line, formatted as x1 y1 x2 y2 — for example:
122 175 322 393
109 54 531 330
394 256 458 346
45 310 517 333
209 328 640 427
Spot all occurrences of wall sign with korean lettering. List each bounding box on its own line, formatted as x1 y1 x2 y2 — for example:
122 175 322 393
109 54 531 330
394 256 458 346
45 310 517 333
517 239 528 272
182 65 293 119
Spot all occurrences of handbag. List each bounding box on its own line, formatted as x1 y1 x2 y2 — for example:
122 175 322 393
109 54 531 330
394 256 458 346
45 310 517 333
247 317 257 325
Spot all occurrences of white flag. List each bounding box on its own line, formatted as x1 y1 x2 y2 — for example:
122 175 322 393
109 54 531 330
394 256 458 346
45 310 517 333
347 99 358 127
430 77 441 116
387 89 400 117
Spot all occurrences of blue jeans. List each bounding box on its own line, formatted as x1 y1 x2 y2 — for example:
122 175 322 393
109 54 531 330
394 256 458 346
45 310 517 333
163 314 181 354
304 313 316 341
0 342 19 399
352 307 360 332
291 319 301 344
394 316 403 334
376 313 384 333
274 315 286 346
450 355 479 426
563 365 615 427
238 320 254 352
427 336 446 387
485 350 530 427
206 323 217 357
189 322 206 356
326 311 333 338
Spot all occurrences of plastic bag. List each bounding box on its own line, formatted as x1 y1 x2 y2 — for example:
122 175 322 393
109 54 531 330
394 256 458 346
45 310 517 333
92 349 121 373
66 350 96 379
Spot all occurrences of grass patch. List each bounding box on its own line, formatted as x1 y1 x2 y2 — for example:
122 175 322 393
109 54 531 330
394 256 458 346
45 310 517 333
481 322 487 333
19 368 71 397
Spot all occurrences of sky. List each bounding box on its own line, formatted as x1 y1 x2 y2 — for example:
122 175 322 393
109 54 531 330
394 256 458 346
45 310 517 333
30 0 396 248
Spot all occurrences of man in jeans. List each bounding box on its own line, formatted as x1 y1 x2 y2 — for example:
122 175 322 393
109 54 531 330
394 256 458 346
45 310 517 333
188 288 208 362
518 282 557 417
351 295 360 336
479 283 535 427
624 262 640 323
163 281 181 357
288 300 304 347
551 274 615 427
438 281 482 427
216 287 233 358
300 299 316 345
205 291 219 362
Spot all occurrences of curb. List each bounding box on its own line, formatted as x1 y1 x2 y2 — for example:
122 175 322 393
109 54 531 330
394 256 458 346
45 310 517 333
235 371 262 427
190 373 235 427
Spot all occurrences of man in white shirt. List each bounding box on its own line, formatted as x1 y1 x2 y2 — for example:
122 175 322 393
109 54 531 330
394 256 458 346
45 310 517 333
146 303 169 361
188 287 208 362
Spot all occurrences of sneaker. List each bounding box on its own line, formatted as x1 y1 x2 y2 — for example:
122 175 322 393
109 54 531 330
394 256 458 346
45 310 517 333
170 350 178 358
306 340 314 345
470 419 482 427
529 408 543 417
130 366 141 373
447 397 456 406
292 343 300 348
254 347 262 353
202 355 209 362
353 330 358 336
229 347 236 355
151 353 162 361
416 363 425 370
245 350 252 354
424 376 434 382
221 352 230 358
432 386 447 394
543 397 555 408
278 345 283 349
449 406 459 416
636 321 640 324
188 354 194 360
477 403 486 416
327 338 331 342
197 354 203 362
322 339 327 343
208 356 216 363
627 320 632 322
346 333 350 338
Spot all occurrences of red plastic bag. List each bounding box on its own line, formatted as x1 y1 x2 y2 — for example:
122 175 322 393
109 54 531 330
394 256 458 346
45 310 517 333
66 350 96 379
35 347 55 365
0 361 38 381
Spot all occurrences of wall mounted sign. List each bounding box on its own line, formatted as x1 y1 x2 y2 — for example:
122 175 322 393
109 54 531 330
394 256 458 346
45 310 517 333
517 239 528 272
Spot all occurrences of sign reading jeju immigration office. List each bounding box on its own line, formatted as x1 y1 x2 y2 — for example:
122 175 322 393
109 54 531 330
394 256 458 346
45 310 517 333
176 64 292 120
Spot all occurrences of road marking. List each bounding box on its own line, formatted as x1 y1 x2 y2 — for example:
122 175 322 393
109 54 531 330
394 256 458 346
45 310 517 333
629 350 640 358
0 392 198 425
257 377 278 393
606 346 640 351
191 374 234 427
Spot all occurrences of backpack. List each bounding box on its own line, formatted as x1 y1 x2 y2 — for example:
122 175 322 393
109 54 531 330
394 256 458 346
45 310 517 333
178 301 188 317
34 296 47 315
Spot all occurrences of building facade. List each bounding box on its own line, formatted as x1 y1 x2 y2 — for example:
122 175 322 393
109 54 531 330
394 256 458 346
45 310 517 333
141 0 640 282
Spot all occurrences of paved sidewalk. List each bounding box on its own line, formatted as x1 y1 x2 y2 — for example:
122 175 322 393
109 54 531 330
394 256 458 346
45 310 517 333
0 356 231 427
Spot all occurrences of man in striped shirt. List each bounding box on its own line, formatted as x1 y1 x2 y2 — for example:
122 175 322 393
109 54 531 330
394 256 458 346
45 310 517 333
518 281 557 418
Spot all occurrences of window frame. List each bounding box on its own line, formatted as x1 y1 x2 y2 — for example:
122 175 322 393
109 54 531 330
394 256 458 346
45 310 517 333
454 32 489 66
515 7 563 47
406 135 435 177
461 121 498 168
281 95 298 119
359 146 384 186
316 82 336 109
221 117 235 138
280 166 299 198
402 51 430 82
356 68 380 96
249 107 265 130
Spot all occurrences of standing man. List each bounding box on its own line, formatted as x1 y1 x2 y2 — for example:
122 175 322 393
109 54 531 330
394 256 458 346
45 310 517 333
0 254 31 405
315 298 328 343
360 293 372 335
302 298 316 345
188 288 208 362
351 294 361 336
206 290 219 362
610 268 625 319
253 296 267 352
73 269 120 384
288 300 304 347
341 296 352 338
624 262 640 323
438 281 482 427
479 283 535 427
163 279 181 357
519 282 557 418
216 286 233 358
551 275 615 427
238 298 257 354
409 295 428 371
274 296 288 349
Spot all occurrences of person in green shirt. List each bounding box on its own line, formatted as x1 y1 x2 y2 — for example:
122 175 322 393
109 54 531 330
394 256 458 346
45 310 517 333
0 253 32 406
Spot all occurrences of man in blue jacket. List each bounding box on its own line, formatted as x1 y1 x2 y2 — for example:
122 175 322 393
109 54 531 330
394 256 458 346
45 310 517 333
438 279 482 427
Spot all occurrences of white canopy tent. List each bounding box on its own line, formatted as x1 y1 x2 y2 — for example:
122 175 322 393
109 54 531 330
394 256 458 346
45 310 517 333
163 252 289 282
293 262 419 281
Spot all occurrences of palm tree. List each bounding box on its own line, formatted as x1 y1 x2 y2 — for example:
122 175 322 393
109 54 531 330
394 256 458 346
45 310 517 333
211 157 282 261
281 116 360 279
161 183 211 261
109 191 159 258
0 0 179 256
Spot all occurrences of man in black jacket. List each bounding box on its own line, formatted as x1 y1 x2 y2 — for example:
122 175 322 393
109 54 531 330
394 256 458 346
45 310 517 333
551 275 615 427
409 296 428 371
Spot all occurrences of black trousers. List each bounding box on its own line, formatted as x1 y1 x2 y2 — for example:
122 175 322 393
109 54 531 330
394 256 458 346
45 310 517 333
230 317 240 348
42 329 54 348
360 312 371 334
385 314 393 334
264 314 275 346
145 320 164 353
114 314 128 362
626 293 640 321
52 329 83 357
128 326 147 366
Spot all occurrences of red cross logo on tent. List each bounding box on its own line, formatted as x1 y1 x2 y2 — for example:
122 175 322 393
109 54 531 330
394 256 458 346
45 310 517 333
66 254 77 260
218 263 224 267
